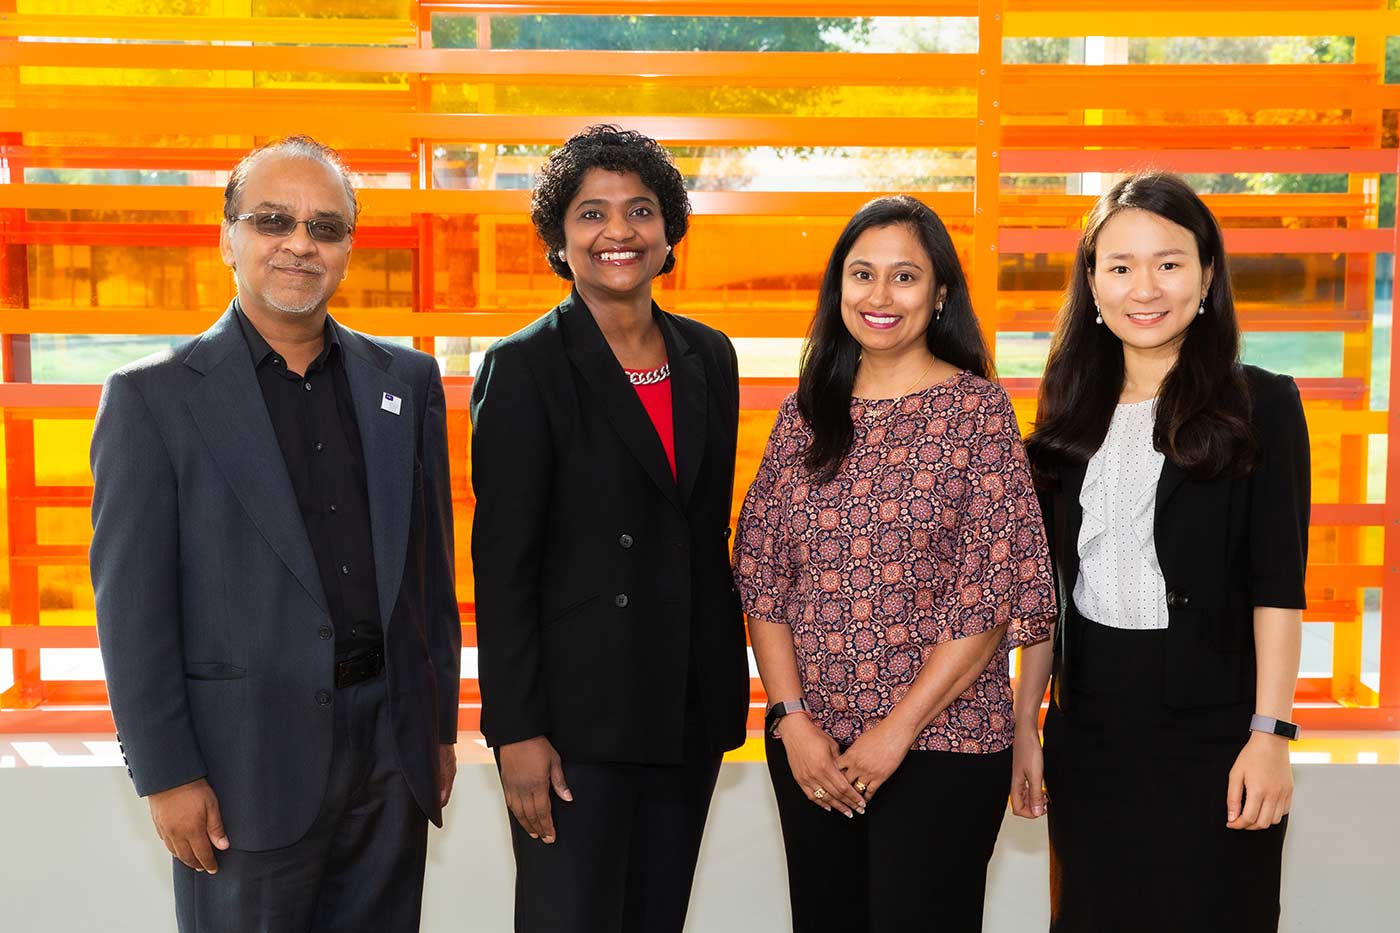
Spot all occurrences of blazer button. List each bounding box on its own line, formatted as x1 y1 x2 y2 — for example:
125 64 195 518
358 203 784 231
1166 590 1190 608
614 594 629 608
619 534 634 549
318 625 333 640
316 690 332 706
723 527 732 540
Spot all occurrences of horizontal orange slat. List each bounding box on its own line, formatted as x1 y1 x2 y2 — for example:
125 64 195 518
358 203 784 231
1 43 979 85
0 185 977 218
1308 564 1385 589
999 192 1375 220
1 223 418 249
0 110 980 148
1312 504 1386 527
1001 228 1394 255
998 307 1375 334
15 87 417 114
0 303 1383 340
1000 124 1381 149
0 627 98 649
1003 9 1399 38
0 145 419 174
0 14 416 45
1001 149 1400 174
419 1 976 13
1001 64 1397 112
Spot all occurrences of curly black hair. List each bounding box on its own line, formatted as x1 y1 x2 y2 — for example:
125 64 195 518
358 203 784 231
530 125 691 280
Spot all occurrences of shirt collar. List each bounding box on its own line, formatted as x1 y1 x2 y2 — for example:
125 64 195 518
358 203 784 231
233 299 340 371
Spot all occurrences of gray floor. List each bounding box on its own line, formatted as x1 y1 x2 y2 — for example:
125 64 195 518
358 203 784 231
1 754 1397 931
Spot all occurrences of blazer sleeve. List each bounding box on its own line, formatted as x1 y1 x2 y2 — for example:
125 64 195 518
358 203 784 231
470 342 555 747
420 366 462 744
90 370 207 797
1249 374 1310 609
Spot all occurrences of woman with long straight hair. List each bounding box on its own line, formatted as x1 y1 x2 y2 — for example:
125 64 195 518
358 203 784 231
733 195 1056 932
1015 171 1309 932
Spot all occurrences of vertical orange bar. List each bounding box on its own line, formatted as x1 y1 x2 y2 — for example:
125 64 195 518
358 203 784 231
2 413 42 709
973 1 1005 354
1336 4 1386 708
1382 142 1400 725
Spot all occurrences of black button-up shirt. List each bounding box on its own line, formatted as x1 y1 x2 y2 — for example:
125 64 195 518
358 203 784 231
236 305 383 660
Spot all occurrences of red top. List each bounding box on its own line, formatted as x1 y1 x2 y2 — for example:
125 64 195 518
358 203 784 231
625 365 676 481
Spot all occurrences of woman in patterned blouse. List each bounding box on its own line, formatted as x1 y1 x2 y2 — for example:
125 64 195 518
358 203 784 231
733 195 1057 932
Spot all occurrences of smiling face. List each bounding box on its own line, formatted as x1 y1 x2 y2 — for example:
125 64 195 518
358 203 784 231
560 167 669 302
218 153 354 318
1090 208 1212 357
838 223 946 360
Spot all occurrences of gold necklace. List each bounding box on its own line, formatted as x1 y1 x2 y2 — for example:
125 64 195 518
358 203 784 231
859 357 936 418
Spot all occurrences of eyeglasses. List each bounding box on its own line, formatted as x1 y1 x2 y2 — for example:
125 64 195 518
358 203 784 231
230 211 354 244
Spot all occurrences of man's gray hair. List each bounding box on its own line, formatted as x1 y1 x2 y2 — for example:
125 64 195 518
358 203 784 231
223 135 359 223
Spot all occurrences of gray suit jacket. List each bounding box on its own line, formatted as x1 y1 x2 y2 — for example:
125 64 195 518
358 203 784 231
90 301 461 851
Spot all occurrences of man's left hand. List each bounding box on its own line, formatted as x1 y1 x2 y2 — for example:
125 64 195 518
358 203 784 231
439 744 458 809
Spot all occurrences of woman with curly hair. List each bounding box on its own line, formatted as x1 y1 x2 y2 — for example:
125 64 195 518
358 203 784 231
470 125 749 932
732 195 1057 932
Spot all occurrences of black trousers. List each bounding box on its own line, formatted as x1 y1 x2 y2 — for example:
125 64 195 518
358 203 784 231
766 735 1010 933
1043 613 1286 933
173 675 429 933
508 753 723 933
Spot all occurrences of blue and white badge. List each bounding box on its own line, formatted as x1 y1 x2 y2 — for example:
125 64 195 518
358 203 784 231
381 392 402 415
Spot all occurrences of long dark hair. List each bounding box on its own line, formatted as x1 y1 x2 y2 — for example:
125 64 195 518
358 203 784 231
1025 171 1255 481
797 195 993 480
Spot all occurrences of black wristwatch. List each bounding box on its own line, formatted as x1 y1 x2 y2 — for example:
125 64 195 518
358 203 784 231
1250 714 1301 741
765 699 810 738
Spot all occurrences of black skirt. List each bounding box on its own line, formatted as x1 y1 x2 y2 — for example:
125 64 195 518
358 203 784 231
1042 612 1286 933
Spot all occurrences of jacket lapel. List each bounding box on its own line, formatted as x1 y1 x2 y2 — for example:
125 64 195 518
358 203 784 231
1154 457 1187 528
560 293 683 512
183 302 327 612
1056 459 1089 607
658 311 706 509
337 323 415 629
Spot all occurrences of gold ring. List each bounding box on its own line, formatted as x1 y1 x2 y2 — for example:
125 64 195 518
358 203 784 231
854 780 868 793
812 787 827 800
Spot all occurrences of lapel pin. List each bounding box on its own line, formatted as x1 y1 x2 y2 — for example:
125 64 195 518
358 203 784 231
381 392 402 415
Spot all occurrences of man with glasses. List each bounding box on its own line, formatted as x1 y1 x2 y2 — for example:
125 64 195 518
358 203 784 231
89 136 461 931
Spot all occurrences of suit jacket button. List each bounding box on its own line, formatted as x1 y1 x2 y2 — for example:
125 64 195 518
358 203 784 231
1167 590 1189 608
619 534 634 549
318 625 333 640
614 594 629 608
316 690 332 706
723 527 732 539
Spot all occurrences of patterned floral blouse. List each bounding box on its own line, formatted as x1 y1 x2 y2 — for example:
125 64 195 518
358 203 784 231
733 372 1056 753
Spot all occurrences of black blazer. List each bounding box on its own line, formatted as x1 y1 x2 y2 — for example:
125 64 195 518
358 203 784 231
90 302 461 851
1036 365 1310 710
469 291 749 764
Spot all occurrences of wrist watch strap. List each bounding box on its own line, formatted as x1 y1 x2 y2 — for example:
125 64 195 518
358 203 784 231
765 699 809 738
1250 714 1301 741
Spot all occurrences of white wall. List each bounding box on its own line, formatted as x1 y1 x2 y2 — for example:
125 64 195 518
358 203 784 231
2 760 1397 931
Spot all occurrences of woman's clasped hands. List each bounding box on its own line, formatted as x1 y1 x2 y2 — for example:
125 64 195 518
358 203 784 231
780 713 921 817
776 712 866 817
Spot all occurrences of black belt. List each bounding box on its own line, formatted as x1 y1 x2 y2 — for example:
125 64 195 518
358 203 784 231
334 648 383 688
